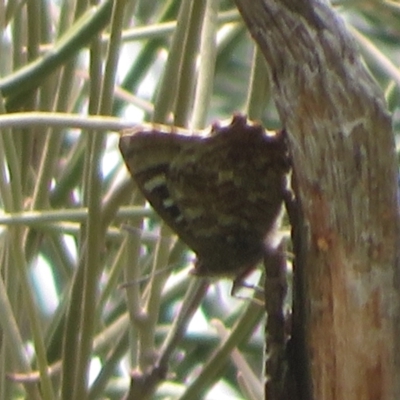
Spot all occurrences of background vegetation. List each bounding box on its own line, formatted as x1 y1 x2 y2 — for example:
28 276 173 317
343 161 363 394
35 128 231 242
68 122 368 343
0 0 399 399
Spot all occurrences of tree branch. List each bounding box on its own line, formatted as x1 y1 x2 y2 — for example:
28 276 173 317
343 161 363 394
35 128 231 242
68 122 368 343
234 1 400 399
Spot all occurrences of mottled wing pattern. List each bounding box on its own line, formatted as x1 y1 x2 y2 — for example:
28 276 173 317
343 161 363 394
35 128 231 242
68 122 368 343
119 127 201 247
119 115 289 278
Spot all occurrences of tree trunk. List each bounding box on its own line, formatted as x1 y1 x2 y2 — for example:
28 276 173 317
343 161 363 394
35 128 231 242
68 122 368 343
234 1 400 399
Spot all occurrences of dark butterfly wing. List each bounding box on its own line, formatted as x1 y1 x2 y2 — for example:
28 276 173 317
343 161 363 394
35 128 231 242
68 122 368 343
169 116 288 239
119 126 205 252
166 115 289 276
119 115 289 277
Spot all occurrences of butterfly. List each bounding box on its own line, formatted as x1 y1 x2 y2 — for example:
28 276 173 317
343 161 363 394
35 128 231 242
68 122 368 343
119 114 289 282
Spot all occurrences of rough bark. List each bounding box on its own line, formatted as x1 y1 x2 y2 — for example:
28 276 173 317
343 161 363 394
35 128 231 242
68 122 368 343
234 1 400 399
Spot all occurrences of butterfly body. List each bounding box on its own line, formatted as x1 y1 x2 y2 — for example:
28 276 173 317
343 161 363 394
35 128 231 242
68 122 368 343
119 114 289 278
